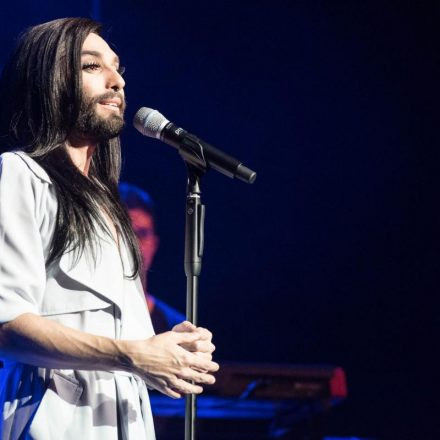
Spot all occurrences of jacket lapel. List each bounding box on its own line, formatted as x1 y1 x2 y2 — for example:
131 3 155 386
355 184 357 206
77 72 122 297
59 228 125 313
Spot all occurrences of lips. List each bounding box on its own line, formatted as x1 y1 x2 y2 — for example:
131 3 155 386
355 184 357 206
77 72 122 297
99 97 122 109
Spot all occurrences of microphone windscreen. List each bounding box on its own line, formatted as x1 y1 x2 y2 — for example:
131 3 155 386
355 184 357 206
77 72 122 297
133 107 169 139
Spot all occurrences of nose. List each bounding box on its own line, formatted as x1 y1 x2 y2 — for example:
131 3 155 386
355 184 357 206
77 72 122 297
106 67 125 91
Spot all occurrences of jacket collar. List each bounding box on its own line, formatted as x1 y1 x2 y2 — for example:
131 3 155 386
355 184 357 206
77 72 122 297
13 151 52 184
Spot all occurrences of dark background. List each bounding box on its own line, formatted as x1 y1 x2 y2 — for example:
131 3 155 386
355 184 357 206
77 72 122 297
1 1 438 438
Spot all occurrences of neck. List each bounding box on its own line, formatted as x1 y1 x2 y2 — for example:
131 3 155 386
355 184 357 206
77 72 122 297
65 137 97 176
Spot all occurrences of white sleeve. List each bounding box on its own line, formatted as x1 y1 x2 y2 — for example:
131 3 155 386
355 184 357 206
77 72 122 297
0 153 46 323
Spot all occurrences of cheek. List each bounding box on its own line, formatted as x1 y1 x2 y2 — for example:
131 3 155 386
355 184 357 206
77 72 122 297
81 74 104 98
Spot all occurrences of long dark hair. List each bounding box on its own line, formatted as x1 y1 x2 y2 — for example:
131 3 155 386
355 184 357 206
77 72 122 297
0 17 142 278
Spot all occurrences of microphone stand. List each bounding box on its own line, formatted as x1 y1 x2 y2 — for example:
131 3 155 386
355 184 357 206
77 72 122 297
181 144 207 440
176 133 255 439
133 108 256 439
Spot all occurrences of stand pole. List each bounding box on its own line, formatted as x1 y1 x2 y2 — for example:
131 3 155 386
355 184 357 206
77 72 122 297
184 165 205 440
175 132 254 439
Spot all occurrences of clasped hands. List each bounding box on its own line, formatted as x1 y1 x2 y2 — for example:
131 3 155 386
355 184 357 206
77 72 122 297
121 320 219 398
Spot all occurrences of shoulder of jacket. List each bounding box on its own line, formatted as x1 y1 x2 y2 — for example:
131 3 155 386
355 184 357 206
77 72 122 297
0 151 52 184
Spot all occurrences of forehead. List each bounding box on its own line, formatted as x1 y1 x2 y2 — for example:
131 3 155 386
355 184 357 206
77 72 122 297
81 32 118 60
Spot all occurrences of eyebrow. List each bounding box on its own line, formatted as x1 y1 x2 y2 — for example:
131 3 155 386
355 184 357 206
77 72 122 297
81 50 120 65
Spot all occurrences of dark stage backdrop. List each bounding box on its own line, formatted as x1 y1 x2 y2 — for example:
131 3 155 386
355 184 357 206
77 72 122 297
1 2 437 438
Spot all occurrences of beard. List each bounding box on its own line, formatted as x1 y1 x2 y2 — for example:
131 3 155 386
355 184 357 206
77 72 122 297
74 91 126 141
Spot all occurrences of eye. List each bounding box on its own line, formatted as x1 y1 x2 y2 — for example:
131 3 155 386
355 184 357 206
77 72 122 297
82 62 101 72
117 65 126 75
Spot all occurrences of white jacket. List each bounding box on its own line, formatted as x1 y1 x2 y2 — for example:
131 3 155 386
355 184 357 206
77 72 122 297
0 151 156 439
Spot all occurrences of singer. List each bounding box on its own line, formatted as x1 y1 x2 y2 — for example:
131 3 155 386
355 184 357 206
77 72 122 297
0 18 218 439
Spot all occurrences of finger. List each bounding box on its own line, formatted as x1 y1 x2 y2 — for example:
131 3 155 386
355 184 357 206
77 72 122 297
180 339 215 353
193 352 213 362
195 327 212 341
178 368 216 385
187 354 219 373
181 353 213 374
141 373 200 397
172 321 196 332
198 340 215 353
142 377 182 399
172 331 201 345
162 386 182 399
171 378 203 395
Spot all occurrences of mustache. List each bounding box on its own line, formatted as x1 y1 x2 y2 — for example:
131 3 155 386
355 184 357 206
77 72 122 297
85 91 126 109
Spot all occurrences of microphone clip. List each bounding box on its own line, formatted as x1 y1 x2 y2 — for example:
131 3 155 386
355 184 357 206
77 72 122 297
178 134 209 176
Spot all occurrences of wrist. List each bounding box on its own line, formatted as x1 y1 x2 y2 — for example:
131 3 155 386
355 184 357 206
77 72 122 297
113 339 134 372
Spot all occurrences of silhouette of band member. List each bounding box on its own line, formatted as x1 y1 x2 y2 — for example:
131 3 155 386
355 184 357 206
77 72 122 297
119 182 185 334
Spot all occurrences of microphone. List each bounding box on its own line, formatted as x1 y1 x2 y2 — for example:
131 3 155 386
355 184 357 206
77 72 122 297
133 107 256 184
